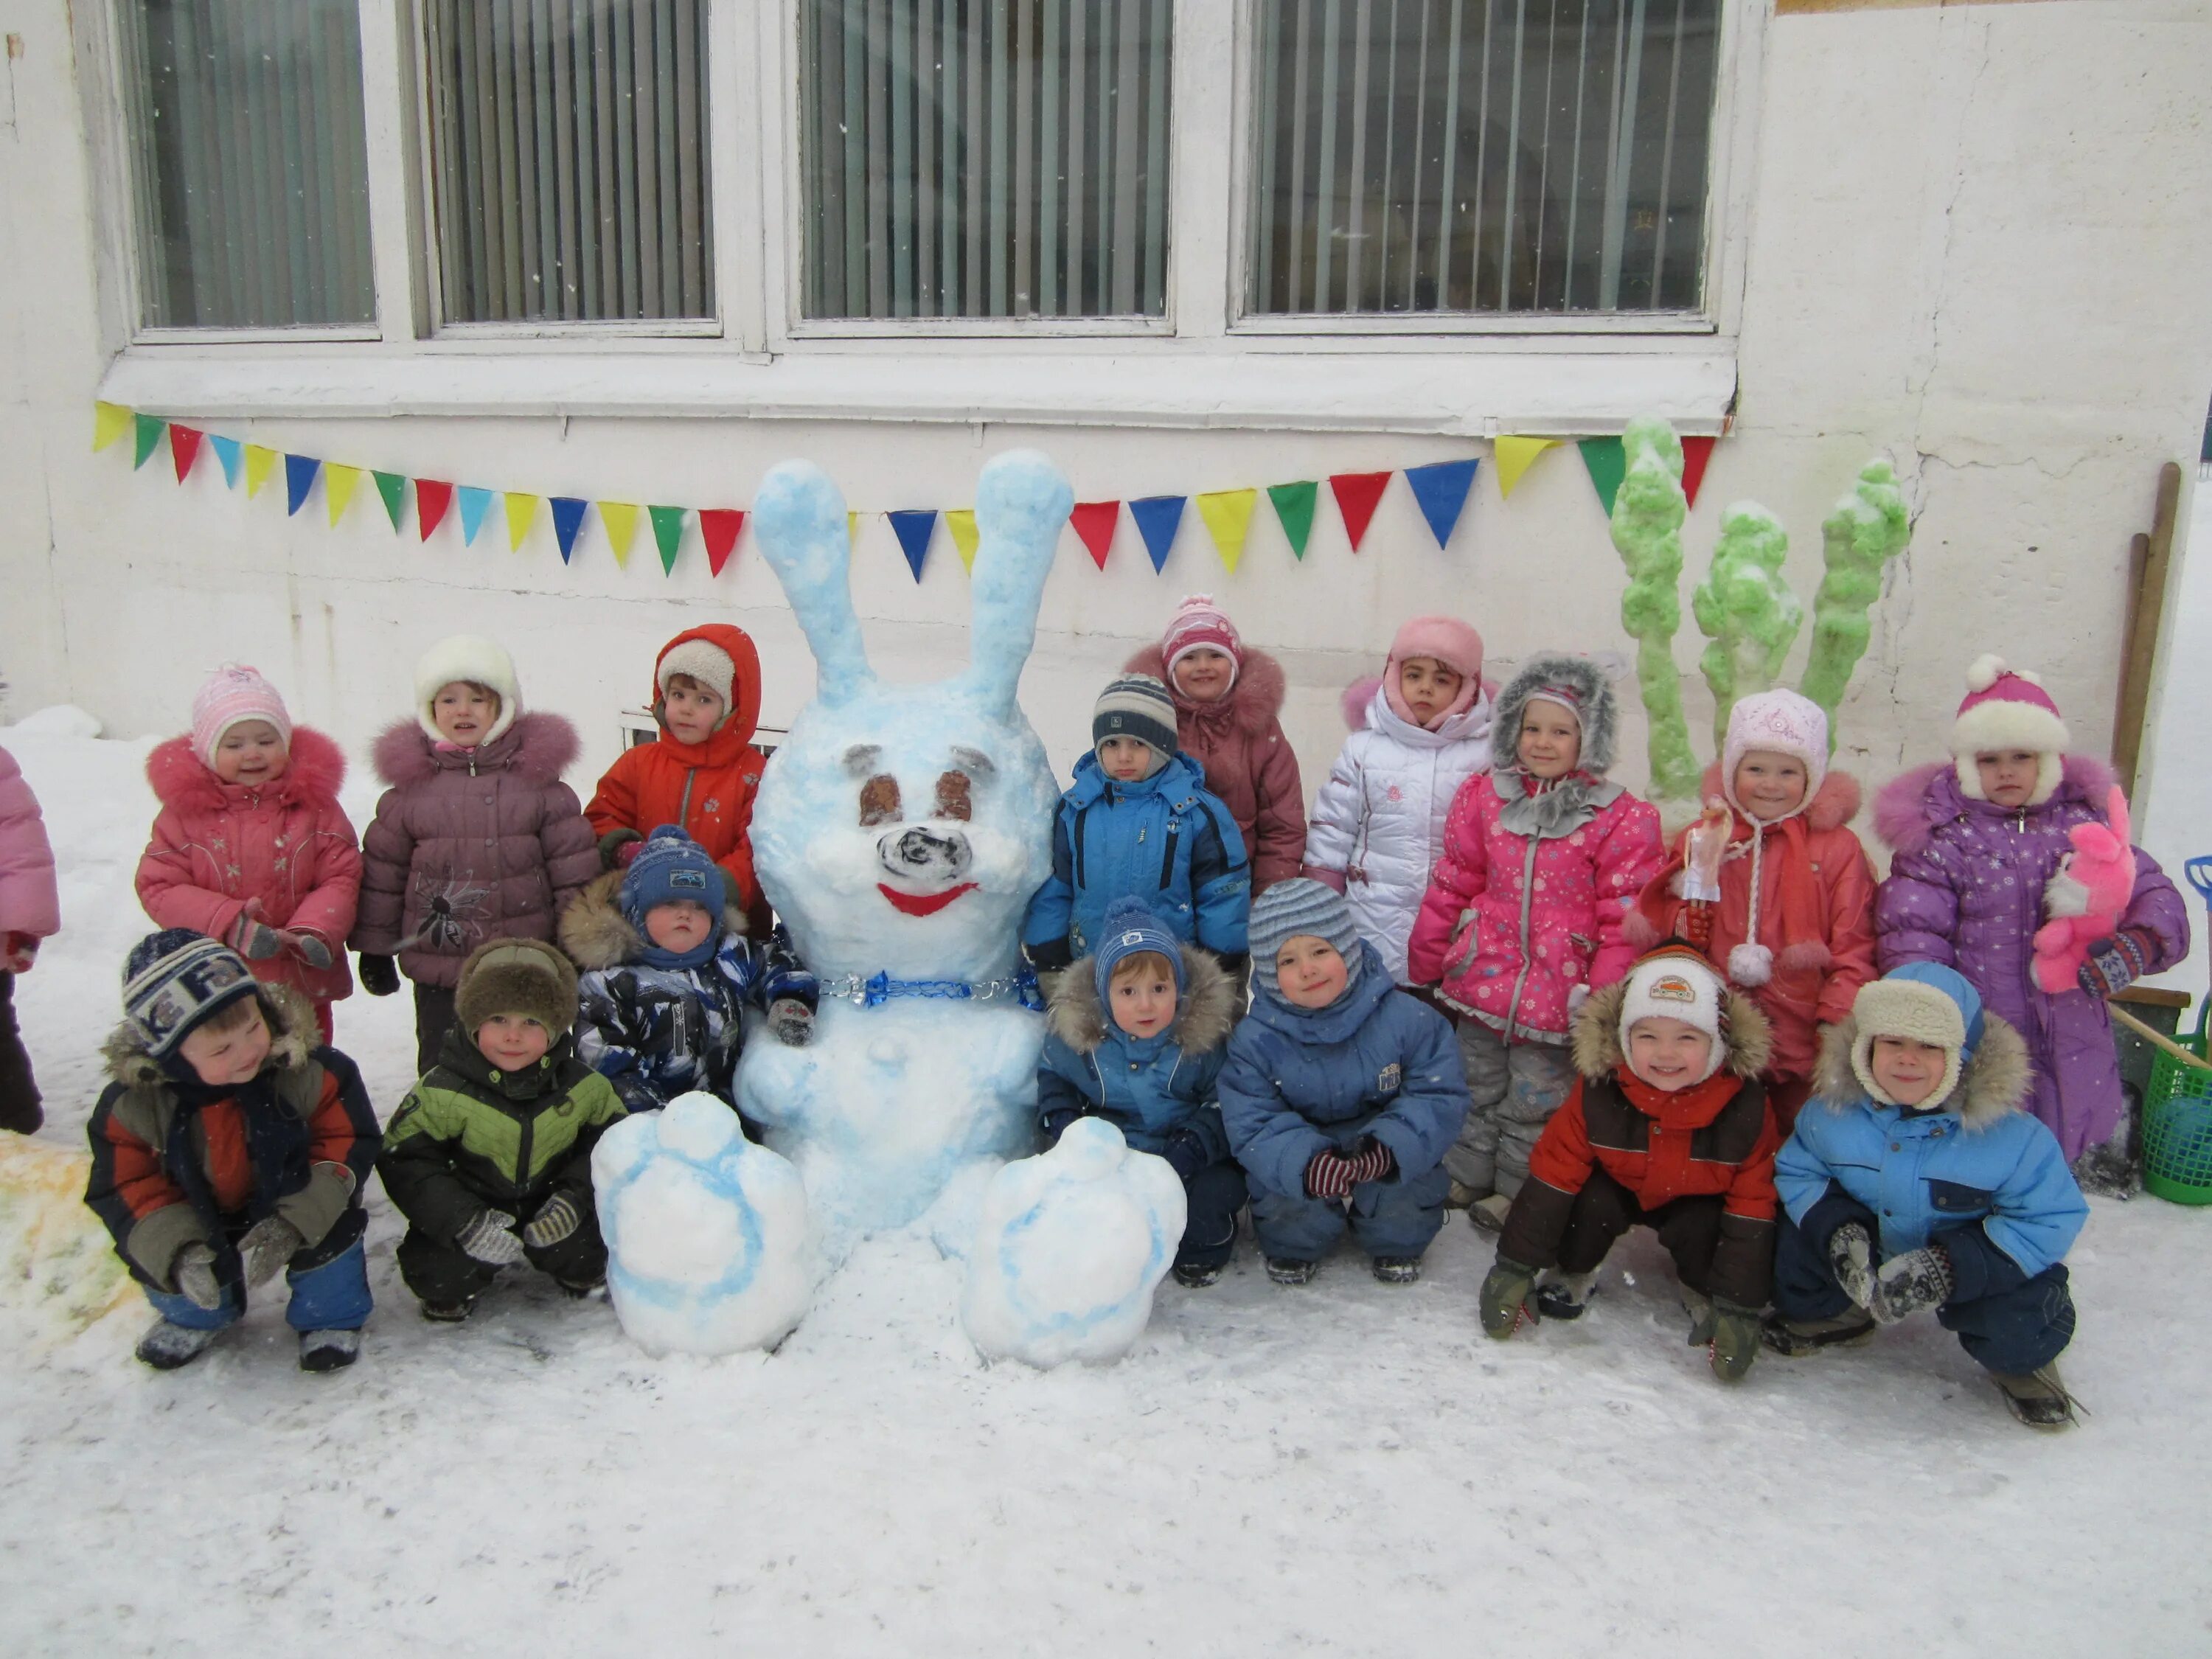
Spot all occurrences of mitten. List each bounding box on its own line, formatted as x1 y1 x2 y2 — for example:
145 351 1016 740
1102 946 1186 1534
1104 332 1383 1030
1827 1222 1877 1309
1869 1244 1955 1324
227 911 283 961
356 953 401 997
171 1242 223 1310
1160 1129 1211 1183
281 930 334 971
1340 1135 1397 1186
613 838 644 869
1304 1149 1354 1200
768 998 815 1048
521 1194 582 1250
1478 1256 1540 1338
2 932 37 974
597 828 643 870
2078 929 2154 1000
456 1208 525 1265
237 1216 305 1287
1707 1298 1762 1383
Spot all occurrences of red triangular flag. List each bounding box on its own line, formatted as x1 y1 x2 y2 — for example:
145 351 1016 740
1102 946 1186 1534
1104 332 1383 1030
1680 436 1717 509
169 424 204 483
416 479 454 541
1071 501 1119 570
1329 471 1392 552
700 509 746 577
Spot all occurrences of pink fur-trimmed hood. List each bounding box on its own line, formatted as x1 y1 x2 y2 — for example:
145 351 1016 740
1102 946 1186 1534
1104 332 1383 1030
145 726 347 813
371 709 582 788
1875 753 2117 856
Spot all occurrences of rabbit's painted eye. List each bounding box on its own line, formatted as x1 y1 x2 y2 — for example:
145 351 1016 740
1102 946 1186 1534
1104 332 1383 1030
934 771 973 822
859 773 902 827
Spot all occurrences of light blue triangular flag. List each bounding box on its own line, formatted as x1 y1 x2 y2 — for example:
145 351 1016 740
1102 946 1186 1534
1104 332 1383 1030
208 434 243 489
457 487 495 546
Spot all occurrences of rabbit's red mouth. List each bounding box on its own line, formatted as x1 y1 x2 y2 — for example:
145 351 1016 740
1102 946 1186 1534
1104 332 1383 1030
877 883 978 917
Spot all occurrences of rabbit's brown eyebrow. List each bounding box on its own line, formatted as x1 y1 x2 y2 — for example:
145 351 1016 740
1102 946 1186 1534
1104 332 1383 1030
948 746 994 779
841 744 882 776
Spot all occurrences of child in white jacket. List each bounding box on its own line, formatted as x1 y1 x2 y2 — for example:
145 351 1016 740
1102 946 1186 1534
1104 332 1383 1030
1302 616 1492 985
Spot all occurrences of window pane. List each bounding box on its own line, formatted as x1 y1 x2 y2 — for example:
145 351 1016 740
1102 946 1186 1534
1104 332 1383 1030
424 0 714 324
117 0 375 330
1248 0 1722 316
799 0 1172 321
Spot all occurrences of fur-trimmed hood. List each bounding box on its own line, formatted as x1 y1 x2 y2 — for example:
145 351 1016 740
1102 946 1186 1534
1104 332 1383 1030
1491 653 1619 776
1697 759 1860 834
1124 643 1287 737
1809 1006 2031 1131
1570 975 1774 1082
145 727 347 813
1045 942 1237 1057
100 981 320 1089
557 867 749 971
372 709 581 788
1874 753 2115 857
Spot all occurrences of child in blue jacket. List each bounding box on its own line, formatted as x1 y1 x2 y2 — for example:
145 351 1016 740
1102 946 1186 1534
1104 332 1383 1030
1220 879 1470 1284
1037 897 1246 1287
1023 675 1250 973
1766 961 2089 1430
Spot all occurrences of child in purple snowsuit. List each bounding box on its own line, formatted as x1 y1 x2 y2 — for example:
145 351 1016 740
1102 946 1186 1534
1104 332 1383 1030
1873 656 2188 1166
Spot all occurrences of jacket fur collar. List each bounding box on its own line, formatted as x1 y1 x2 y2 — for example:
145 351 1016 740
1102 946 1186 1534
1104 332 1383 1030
145 728 347 814
1809 1007 2031 1131
100 983 320 1089
557 868 749 972
1571 976 1774 1082
1045 944 1237 1058
1124 644 1287 737
1874 754 2115 858
372 709 581 789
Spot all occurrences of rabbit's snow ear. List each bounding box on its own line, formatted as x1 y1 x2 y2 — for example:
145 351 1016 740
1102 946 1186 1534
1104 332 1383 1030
2104 785 2132 849
751 460 875 705
959 450 1074 714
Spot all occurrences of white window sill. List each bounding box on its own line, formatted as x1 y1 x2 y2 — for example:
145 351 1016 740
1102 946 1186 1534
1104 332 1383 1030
98 337 1736 436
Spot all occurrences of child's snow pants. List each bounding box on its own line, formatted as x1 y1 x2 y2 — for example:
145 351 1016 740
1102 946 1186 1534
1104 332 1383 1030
1447 1020 1576 1198
1251 1165 1450 1262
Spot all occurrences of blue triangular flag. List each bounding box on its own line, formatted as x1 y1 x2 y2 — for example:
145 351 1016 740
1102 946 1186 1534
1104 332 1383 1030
1404 458 1480 549
283 454 320 517
550 496 589 564
209 435 243 489
457 486 495 546
1129 495 1186 574
886 509 938 582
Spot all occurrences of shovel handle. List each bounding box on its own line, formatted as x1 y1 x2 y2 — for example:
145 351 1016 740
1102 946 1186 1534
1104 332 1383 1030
2111 1004 2212 1073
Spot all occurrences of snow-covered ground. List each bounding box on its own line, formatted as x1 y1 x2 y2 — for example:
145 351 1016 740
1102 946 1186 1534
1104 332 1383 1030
3 716 2209 1658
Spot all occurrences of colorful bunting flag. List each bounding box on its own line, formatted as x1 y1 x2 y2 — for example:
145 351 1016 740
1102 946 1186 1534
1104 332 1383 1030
550 496 590 564
887 509 938 582
1680 436 1717 510
372 470 407 530
1267 481 1318 560
168 424 204 484
284 454 320 517
700 509 745 577
417 480 455 540
1329 471 1391 552
945 509 981 573
598 501 639 566
1070 501 1119 570
1493 437 1558 499
133 414 164 470
324 465 363 526
245 445 278 498
847 511 860 548
209 435 244 489
1129 495 1186 574
456 486 495 546
504 493 538 552
1404 459 1479 549
649 506 686 573
93 401 133 452
1195 489 1257 574
1579 437 1628 519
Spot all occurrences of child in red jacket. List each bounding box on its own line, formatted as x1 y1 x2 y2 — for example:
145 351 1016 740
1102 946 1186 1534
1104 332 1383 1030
136 667 362 1044
586 625 772 933
1478 945 1780 1384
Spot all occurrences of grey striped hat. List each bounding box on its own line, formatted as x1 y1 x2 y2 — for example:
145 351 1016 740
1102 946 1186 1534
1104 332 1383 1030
1248 878 1363 1002
1093 673 1178 762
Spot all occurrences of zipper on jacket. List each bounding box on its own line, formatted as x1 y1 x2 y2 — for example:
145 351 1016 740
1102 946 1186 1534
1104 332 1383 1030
1073 804 1091 889
1501 834 1543 1036
513 1091 536 1211
679 768 699 827
1158 821 1181 891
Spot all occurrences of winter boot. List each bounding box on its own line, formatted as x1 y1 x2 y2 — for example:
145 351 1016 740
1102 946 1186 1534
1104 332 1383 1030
554 1270 606 1300
1683 1289 1716 1346
1994 1364 2082 1432
1467 1194 1512 1235
298 1329 361 1373
1371 1256 1422 1284
1266 1256 1320 1286
1172 1260 1225 1289
1535 1270 1597 1321
1759 1308 1877 1357
135 1320 220 1371
419 1296 476 1324
1444 1179 1484 1211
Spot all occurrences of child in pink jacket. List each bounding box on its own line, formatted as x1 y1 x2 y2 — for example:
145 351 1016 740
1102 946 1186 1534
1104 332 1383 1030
136 667 363 1043
1407 653 1663 1232
1 741 59 1133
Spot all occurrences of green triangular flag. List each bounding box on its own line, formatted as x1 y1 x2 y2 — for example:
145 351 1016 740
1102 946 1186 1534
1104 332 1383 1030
1266 481 1319 560
372 470 407 531
649 506 686 574
1579 436 1629 519
133 413 165 470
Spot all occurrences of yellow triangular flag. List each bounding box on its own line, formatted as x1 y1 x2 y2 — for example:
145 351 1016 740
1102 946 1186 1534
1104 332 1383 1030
93 402 133 451
599 501 639 567
505 493 539 552
847 511 860 546
946 509 980 572
244 445 278 498
1195 489 1259 574
324 464 362 526
1493 436 1560 500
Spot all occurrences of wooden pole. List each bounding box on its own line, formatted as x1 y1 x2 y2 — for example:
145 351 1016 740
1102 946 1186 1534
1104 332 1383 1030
2112 1004 2212 1073
2112 461 2183 796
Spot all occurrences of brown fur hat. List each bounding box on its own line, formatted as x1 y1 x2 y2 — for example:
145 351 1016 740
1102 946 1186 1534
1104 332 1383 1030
454 936 580 1037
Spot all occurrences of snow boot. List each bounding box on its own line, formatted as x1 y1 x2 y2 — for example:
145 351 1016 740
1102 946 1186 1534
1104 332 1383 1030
135 1320 219 1371
1371 1256 1422 1284
1994 1364 2082 1432
298 1329 361 1373
1467 1193 1512 1234
1266 1256 1319 1286
1683 1289 1715 1346
1172 1260 1225 1289
555 1270 605 1300
419 1296 475 1324
1444 1179 1484 1211
1535 1270 1596 1321
1759 1308 1877 1357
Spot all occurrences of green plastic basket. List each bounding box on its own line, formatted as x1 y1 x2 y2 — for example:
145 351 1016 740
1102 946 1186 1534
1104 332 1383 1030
2143 1001 2212 1205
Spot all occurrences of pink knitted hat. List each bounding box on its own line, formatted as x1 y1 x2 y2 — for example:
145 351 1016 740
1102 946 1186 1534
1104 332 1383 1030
1949 654 2068 804
1161 594 1242 689
1721 689 1829 821
1383 615 1485 727
191 665 292 766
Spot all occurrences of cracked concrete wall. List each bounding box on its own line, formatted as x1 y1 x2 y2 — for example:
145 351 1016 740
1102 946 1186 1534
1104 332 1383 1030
0 1 2207 877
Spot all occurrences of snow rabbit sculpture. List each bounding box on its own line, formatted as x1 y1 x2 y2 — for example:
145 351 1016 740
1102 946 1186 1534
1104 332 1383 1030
738 451 1074 1259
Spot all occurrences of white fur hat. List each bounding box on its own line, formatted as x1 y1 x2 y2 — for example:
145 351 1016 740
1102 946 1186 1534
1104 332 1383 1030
657 638 737 707
414 634 521 745
1950 654 2067 805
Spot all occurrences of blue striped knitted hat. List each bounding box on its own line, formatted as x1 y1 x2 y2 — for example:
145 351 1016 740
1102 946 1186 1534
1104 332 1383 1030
1248 878 1363 1002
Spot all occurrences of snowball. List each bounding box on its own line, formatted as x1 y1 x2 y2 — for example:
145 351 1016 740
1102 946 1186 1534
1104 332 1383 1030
592 1093 815 1356
961 1119 1187 1369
